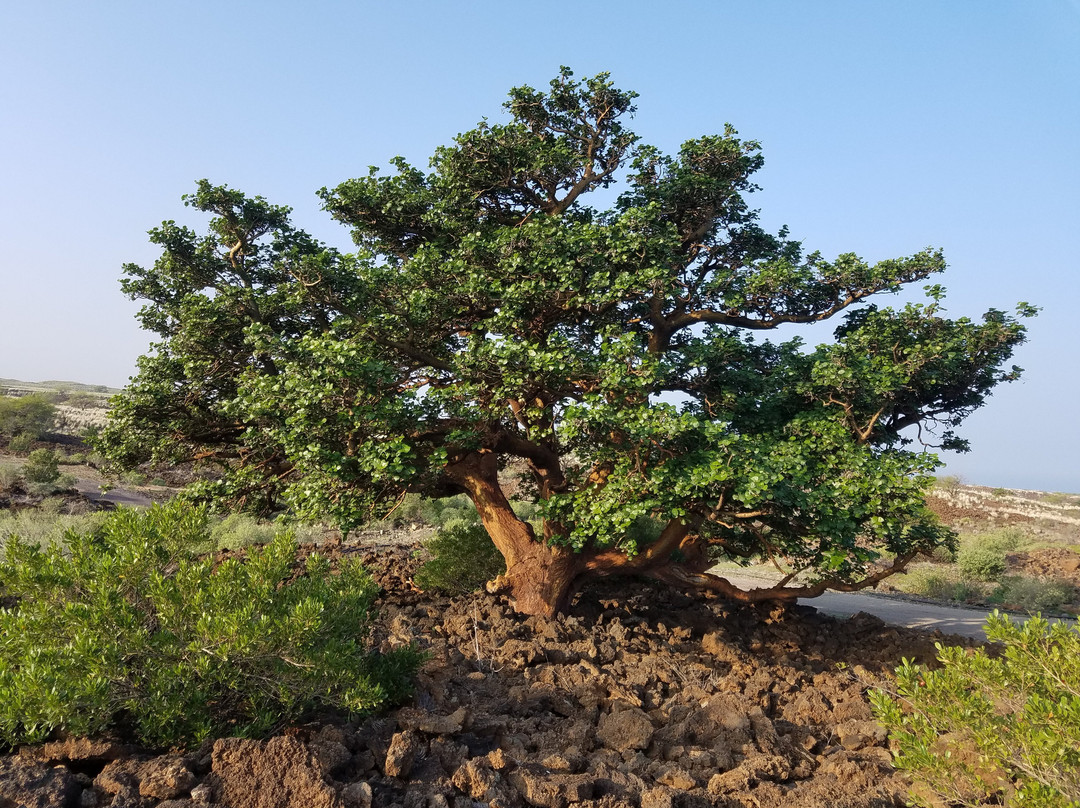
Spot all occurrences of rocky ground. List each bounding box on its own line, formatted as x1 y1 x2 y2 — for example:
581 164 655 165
0 543 977 808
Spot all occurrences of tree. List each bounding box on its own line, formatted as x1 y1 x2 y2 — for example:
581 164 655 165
99 68 1034 617
0 394 55 440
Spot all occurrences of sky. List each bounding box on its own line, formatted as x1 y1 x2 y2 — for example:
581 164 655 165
1 1 1077 492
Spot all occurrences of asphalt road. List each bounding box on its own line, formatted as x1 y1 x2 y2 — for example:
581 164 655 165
72 477 154 508
717 570 1077 640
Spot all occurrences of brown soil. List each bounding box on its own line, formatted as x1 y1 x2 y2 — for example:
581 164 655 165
1005 547 1080 585
1 543 976 808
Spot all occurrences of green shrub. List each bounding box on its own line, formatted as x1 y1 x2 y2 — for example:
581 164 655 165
991 576 1074 613
7 433 34 455
981 527 1028 553
421 495 477 528
37 497 65 517
0 466 21 490
25 473 76 498
413 519 505 594
871 612 1080 807
935 474 963 492
0 509 107 550
120 470 148 486
957 543 1009 582
0 395 55 440
22 449 59 484
211 513 275 550
382 494 483 529
0 502 421 748
899 568 965 600
930 544 957 563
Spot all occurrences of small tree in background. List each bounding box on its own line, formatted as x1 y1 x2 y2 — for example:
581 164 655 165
98 69 1033 616
0 395 55 441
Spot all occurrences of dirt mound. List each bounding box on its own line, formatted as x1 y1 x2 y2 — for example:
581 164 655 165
1 544 973 808
1006 547 1080 585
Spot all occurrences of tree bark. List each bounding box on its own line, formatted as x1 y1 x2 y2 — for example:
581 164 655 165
444 452 915 616
446 450 580 616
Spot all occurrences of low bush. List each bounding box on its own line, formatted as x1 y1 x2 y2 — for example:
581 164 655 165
990 576 1074 613
0 466 21 491
211 512 279 551
25 473 77 499
120 470 148 486
0 509 108 550
22 449 60 485
898 568 969 601
7 433 34 455
210 513 327 551
935 474 963 492
0 502 422 749
872 612 1080 807
413 518 505 595
929 544 957 564
981 527 1028 553
957 543 1009 582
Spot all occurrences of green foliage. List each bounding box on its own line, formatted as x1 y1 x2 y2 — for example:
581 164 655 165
210 512 279 550
930 544 956 563
386 494 476 529
0 509 108 550
414 519 506 595
120 470 148 486
936 474 964 492
209 513 327 551
24 474 76 499
7 433 34 455
98 68 1033 607
0 502 421 748
872 613 1080 807
980 527 1028 553
958 543 1009 582
0 465 21 491
990 577 1074 613
22 449 60 484
899 567 978 602
956 528 1028 582
1044 493 1077 506
0 395 55 440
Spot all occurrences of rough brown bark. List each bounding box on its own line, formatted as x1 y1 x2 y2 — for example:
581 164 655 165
445 451 915 617
446 450 580 616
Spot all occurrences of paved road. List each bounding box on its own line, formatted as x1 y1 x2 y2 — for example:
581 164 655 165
72 477 155 508
716 571 1077 641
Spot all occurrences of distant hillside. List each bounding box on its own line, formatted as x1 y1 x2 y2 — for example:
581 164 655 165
0 378 119 396
928 482 1080 540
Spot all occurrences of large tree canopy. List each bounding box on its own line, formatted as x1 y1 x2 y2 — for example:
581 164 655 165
100 69 1034 616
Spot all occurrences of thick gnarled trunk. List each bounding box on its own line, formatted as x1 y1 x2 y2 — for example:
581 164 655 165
446 450 580 616
445 451 916 617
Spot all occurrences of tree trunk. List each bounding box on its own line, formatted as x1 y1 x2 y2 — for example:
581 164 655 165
446 450 581 616
488 541 581 617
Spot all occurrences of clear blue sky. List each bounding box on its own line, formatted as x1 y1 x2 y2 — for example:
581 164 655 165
1 2 1077 492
